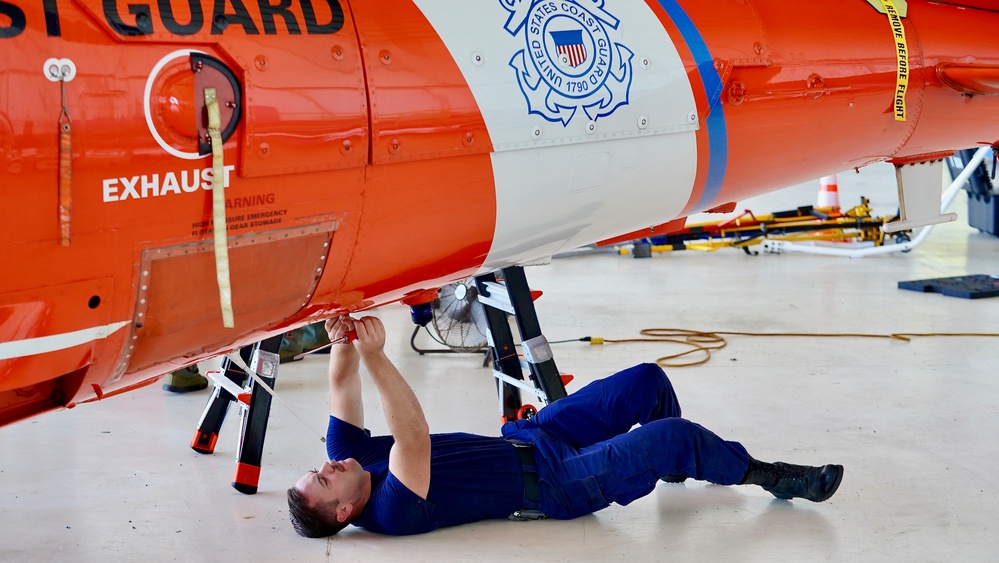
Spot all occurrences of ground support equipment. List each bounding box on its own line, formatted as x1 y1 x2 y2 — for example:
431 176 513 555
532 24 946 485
623 200 892 256
475 266 568 422
191 334 283 494
948 148 999 237
615 147 995 258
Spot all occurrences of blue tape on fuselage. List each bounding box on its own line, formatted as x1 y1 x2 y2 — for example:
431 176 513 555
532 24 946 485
655 0 728 210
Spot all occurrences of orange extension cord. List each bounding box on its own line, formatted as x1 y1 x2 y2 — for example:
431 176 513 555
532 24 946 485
590 328 999 367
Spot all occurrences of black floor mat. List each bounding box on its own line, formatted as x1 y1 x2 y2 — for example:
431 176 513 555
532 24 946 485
898 274 999 299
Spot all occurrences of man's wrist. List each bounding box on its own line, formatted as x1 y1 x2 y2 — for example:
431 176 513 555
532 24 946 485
358 349 387 364
330 347 358 364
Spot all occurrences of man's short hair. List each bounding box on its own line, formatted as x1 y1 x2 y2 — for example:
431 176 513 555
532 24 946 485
287 487 351 537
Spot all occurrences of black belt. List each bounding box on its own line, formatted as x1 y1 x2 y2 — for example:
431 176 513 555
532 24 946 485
507 439 540 504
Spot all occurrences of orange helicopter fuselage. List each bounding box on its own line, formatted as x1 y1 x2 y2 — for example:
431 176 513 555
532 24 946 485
2 0 999 425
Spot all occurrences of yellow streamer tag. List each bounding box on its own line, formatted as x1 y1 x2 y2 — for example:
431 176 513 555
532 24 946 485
865 0 907 16
58 117 73 247
204 88 235 328
879 0 909 121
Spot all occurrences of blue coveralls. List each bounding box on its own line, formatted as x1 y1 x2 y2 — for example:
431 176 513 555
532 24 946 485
502 363 751 519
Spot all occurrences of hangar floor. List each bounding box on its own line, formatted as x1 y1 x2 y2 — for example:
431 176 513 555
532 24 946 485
2 164 998 562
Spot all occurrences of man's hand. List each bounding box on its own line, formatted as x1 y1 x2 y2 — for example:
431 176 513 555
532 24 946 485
351 316 387 358
325 316 357 345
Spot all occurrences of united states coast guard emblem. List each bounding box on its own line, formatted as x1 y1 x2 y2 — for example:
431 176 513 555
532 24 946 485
501 0 634 126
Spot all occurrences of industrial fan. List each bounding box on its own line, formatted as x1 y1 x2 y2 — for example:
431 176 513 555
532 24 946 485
428 279 489 352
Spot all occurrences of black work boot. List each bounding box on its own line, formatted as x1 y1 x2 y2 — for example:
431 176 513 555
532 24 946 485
161 365 208 393
740 458 844 502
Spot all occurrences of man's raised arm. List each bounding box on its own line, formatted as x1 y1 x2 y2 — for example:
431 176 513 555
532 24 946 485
353 316 431 499
326 316 364 428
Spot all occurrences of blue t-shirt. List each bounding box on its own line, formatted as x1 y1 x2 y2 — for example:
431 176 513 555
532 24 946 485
325 416 525 535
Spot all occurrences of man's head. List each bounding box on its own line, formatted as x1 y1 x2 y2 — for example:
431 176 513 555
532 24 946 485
288 459 369 538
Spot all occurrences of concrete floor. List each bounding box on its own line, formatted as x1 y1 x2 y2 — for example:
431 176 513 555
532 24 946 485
2 164 998 562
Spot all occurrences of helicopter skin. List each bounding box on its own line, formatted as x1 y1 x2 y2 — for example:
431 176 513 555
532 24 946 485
2 0 999 426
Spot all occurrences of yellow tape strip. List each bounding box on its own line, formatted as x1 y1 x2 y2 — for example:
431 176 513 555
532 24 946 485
879 0 909 121
58 77 73 247
205 88 235 328
865 0 907 17
58 115 72 247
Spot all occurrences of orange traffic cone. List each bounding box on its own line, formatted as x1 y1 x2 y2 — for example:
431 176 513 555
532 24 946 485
817 175 840 209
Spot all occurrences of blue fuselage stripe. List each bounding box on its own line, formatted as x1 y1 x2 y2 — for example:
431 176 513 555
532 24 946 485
655 0 728 210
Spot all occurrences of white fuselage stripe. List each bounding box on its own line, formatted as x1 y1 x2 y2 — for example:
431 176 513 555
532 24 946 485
414 1 699 269
0 321 131 360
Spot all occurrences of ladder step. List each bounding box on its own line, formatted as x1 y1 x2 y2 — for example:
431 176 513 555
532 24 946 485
480 284 544 315
477 280 515 315
492 369 547 402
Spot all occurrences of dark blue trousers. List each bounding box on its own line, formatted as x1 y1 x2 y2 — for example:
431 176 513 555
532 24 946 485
502 363 751 519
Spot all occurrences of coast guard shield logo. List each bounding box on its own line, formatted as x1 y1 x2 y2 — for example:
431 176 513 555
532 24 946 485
501 0 634 126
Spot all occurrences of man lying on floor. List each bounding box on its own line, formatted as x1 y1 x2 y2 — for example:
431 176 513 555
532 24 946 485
288 315 843 537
